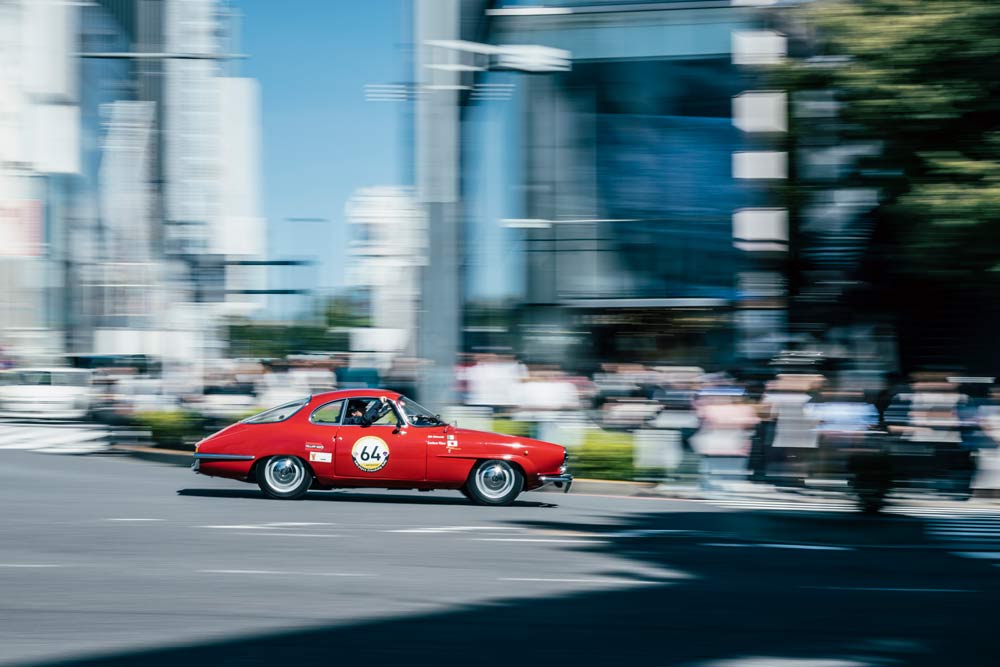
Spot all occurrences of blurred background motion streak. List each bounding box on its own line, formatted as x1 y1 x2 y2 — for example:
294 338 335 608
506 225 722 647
0 0 998 483
0 0 999 490
2 1 1000 666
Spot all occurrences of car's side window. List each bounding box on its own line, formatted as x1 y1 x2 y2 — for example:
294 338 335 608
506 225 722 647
372 403 401 427
310 399 345 425
343 397 401 427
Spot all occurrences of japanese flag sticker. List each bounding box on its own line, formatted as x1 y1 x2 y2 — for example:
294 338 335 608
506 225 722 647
351 436 390 473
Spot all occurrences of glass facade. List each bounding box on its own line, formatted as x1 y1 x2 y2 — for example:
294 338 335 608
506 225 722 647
462 2 769 370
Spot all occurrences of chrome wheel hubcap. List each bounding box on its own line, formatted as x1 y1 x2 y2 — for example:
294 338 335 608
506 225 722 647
476 461 515 500
265 457 305 492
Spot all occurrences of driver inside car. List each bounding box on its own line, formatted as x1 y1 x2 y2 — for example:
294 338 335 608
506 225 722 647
344 401 367 425
344 397 391 425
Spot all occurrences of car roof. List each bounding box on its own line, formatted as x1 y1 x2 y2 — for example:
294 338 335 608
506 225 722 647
311 388 404 402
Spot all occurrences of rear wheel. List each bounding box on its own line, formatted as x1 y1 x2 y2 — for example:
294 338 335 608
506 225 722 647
257 456 311 500
464 460 523 506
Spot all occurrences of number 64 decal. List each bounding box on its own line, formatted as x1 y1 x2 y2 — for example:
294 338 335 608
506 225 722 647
351 436 390 473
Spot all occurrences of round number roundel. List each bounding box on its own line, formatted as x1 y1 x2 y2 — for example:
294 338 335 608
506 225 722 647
351 436 390 473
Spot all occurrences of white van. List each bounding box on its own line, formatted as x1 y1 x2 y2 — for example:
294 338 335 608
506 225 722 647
0 368 94 420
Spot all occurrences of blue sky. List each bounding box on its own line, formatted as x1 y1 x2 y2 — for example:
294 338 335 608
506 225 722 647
237 0 407 315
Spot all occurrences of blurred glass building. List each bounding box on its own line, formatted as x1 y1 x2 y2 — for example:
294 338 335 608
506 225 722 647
413 0 791 399
0 0 266 376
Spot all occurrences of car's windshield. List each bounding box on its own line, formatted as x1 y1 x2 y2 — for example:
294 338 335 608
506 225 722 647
397 396 447 427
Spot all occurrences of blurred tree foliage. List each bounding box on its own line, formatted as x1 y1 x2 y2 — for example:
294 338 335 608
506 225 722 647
324 296 370 330
226 296 366 358
227 322 349 358
569 430 637 481
133 410 205 450
777 0 1000 279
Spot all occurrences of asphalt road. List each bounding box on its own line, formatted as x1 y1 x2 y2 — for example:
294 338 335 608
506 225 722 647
2 450 999 667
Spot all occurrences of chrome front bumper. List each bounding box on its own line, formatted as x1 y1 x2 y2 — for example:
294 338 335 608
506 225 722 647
537 474 573 493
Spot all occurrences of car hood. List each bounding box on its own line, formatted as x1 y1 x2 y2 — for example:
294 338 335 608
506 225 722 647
450 427 559 451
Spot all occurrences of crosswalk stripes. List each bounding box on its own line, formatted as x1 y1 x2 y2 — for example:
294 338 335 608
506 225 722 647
0 422 111 454
927 516 1000 546
705 495 857 513
701 492 1000 550
703 493 1000 518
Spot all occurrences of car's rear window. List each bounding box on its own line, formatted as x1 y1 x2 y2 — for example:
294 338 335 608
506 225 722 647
242 397 309 424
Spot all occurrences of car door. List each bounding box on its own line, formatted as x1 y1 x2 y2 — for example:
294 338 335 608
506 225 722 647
334 397 427 481
303 398 345 480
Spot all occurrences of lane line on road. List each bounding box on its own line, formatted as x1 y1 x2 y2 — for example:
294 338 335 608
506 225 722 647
263 522 336 527
387 526 522 534
608 529 703 538
499 577 659 585
951 552 1000 559
803 586 976 593
199 569 371 577
699 542 853 551
105 518 165 522
759 543 854 551
225 532 344 538
473 538 607 545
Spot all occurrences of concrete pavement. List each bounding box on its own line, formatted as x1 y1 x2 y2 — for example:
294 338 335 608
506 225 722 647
2 450 999 667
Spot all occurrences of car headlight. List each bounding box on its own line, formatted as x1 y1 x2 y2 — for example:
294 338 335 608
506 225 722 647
560 450 569 474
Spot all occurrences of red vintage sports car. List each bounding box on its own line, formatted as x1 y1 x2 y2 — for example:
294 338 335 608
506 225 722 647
192 389 572 505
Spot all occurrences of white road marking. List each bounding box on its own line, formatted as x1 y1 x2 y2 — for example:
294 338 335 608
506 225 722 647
106 518 165 522
499 577 658 585
758 543 854 551
226 532 344 538
0 563 61 568
473 538 607 545
608 529 701 538
199 569 370 577
387 526 522 534
263 522 335 527
700 542 852 551
201 523 340 533
804 586 975 593
951 552 1000 560
697 658 868 667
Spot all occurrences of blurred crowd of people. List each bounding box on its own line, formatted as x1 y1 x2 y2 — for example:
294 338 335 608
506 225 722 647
455 354 1000 497
4 348 999 497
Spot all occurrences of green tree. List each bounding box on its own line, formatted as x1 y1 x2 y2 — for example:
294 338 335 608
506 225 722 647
323 295 370 330
778 0 1000 279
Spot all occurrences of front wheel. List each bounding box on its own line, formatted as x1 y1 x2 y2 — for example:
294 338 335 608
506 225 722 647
257 456 312 500
464 460 523 506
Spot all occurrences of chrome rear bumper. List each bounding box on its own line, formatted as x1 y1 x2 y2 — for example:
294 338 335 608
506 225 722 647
537 474 573 493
